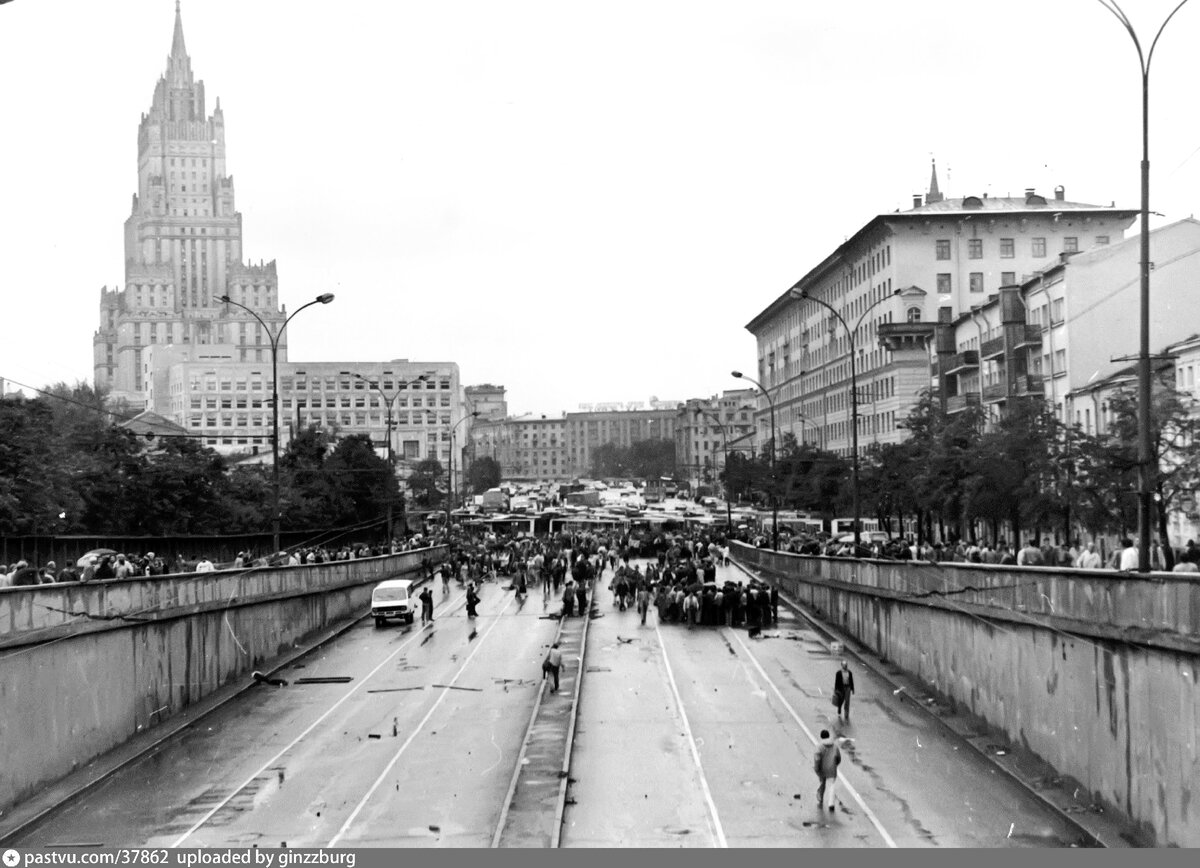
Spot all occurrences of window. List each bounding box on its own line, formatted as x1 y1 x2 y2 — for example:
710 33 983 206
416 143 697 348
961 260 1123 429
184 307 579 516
969 272 984 293
1032 237 1046 257
1054 349 1066 373
1051 299 1065 324
968 238 982 259
906 307 922 323
1095 235 1110 246
1001 271 1016 286
936 273 952 293
935 239 951 260
1000 238 1015 258
1064 237 1079 252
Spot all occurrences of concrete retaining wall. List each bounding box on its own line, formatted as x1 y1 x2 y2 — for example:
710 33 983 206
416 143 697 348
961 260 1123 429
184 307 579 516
732 543 1200 847
0 547 445 815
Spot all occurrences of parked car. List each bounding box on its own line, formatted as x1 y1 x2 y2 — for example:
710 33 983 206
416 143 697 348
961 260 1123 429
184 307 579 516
371 578 415 627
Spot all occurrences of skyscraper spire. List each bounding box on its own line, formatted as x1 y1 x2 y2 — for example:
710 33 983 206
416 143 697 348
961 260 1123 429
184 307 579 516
171 0 187 61
926 157 944 204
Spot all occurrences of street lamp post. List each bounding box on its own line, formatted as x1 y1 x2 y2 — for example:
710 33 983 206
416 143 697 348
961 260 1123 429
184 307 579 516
219 292 334 555
695 407 734 533
1096 0 1192 572
787 286 900 550
349 372 429 545
446 411 481 530
731 371 779 550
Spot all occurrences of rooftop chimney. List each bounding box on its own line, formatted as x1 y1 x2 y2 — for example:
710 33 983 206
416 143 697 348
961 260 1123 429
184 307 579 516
913 194 923 209
1054 185 1065 201
1025 187 1036 197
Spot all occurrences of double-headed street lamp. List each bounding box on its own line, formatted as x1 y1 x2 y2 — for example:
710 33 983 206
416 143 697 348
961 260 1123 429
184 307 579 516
446 411 481 530
219 292 334 555
787 286 900 550
348 372 430 544
1095 0 1192 571
731 371 779 551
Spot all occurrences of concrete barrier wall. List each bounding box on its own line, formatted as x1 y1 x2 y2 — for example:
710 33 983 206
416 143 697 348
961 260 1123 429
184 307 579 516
0 547 446 815
732 543 1200 847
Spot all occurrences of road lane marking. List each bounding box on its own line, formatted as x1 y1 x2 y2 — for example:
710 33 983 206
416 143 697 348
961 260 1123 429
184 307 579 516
169 590 467 847
654 622 728 848
328 595 516 847
729 629 897 848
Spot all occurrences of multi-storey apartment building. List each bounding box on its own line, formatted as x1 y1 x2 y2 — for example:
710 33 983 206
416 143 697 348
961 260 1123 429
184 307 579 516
565 409 676 478
674 391 756 488
933 218 1200 429
468 414 568 482
744 167 1137 456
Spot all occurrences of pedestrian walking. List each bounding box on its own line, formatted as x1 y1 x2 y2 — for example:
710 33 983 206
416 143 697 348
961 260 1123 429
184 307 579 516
833 660 854 720
813 730 841 813
542 642 563 693
441 561 451 595
465 582 479 619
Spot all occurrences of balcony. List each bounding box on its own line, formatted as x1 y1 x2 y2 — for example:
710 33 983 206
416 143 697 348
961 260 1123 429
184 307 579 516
1013 324 1043 349
1013 373 1044 395
982 382 1008 403
981 336 1006 360
946 393 982 414
944 350 980 375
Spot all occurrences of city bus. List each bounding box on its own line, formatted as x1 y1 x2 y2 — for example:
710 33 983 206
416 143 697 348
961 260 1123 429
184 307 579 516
830 517 881 537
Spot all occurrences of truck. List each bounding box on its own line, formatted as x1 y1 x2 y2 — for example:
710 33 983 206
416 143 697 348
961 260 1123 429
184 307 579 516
566 490 601 507
481 488 508 511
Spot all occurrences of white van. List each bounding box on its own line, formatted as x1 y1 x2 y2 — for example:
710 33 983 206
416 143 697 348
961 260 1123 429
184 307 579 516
371 578 415 627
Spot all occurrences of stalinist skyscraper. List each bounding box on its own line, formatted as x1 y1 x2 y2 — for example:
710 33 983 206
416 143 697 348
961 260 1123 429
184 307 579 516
94 1 285 405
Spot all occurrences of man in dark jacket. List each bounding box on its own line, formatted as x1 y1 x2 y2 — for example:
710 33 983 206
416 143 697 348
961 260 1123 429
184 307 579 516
834 660 855 720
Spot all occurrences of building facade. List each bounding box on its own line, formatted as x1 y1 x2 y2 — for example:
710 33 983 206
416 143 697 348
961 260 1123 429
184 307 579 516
95 5 469 472
143 347 464 464
674 390 756 488
95 4 287 406
565 409 677 478
465 384 507 422
744 166 1137 457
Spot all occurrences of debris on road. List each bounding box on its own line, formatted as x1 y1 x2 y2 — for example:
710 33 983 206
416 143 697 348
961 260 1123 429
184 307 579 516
366 687 424 693
368 734 381 740
294 676 353 684
432 684 482 691
252 670 288 687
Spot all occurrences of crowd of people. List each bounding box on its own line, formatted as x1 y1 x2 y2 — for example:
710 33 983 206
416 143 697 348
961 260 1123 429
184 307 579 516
0 536 436 589
768 530 1200 572
415 526 783 634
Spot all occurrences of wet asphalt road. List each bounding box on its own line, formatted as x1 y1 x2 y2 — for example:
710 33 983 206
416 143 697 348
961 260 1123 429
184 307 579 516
11 559 1083 848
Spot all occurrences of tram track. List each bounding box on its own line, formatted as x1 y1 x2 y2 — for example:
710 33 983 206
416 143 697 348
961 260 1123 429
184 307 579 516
171 588 474 847
0 571 458 848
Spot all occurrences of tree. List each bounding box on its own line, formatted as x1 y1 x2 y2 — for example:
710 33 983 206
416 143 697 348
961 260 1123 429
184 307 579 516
407 458 446 509
467 456 502 494
590 443 628 478
1075 384 1200 566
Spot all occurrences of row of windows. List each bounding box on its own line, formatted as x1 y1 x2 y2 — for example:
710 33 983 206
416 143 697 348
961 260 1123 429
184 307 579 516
936 236 1108 260
936 271 1019 294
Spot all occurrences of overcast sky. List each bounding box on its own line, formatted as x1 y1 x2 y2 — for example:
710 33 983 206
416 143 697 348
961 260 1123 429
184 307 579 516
2 0 1199 416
